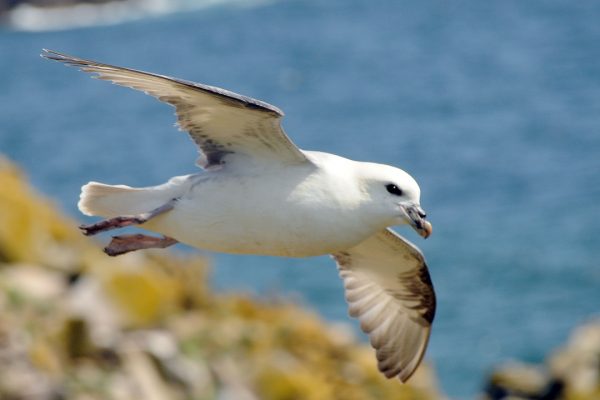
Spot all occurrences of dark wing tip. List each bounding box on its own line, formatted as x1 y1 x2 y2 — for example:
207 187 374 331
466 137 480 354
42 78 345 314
184 80 284 116
419 263 437 324
41 49 69 61
40 49 93 69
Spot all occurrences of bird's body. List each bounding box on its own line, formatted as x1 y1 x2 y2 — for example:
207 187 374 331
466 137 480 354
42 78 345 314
43 50 436 383
85 151 415 257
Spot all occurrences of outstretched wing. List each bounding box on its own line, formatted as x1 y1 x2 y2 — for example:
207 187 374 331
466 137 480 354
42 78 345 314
42 49 308 169
333 228 436 382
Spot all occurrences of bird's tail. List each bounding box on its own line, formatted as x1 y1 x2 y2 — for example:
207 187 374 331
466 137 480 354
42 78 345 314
78 177 190 217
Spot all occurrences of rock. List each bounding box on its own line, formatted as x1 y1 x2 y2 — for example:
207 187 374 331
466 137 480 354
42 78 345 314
0 156 88 269
1 264 66 302
482 321 600 400
482 362 564 400
549 320 600 396
0 156 445 398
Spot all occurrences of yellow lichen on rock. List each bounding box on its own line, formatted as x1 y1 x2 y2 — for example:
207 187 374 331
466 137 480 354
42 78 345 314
0 157 82 265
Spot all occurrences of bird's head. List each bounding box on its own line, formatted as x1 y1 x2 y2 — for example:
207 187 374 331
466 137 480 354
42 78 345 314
358 163 432 239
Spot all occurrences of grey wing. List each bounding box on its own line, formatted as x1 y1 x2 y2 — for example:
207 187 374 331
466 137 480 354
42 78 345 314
42 49 309 169
333 228 436 382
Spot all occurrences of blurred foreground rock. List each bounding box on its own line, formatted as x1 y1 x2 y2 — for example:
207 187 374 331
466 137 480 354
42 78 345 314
0 155 444 399
482 321 600 400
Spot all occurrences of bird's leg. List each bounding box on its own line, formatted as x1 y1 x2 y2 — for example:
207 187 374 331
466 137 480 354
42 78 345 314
79 199 177 236
104 234 178 257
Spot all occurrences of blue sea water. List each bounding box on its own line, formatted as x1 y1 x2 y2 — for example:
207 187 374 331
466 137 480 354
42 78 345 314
1 0 599 397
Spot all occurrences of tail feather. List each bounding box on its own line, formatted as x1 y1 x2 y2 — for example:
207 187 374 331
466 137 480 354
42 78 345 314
78 178 188 217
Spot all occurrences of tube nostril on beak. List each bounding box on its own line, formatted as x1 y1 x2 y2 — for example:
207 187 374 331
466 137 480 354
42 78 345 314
403 205 432 238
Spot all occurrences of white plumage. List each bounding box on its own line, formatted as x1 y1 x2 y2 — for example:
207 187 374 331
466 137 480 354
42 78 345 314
43 49 436 382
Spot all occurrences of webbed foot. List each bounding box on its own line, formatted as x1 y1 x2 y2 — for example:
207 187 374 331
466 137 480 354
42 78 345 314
78 199 177 236
104 234 178 256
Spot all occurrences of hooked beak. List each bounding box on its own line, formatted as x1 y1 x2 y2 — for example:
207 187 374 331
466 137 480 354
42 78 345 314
401 204 432 239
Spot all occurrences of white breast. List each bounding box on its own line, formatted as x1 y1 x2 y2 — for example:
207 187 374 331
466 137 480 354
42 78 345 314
145 156 382 257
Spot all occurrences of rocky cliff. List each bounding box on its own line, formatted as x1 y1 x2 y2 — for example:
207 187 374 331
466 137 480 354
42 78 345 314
0 156 443 399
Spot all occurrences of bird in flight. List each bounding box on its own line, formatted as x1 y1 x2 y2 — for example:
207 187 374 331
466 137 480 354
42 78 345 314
42 49 436 383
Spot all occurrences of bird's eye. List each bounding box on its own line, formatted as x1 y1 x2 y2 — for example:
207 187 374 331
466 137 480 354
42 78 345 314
385 184 403 196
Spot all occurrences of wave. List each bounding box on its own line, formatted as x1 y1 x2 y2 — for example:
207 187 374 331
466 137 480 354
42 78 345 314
6 0 274 32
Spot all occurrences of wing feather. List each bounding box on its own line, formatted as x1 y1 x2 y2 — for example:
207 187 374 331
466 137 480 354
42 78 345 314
333 228 436 382
41 49 308 169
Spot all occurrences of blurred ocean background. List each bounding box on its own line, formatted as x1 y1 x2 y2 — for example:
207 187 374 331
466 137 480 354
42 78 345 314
1 0 599 397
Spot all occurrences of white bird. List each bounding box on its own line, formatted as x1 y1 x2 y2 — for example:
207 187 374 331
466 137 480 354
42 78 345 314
42 49 435 382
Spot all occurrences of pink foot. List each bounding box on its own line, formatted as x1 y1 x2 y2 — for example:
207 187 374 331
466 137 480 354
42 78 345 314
79 215 145 236
104 234 178 256
79 200 177 236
